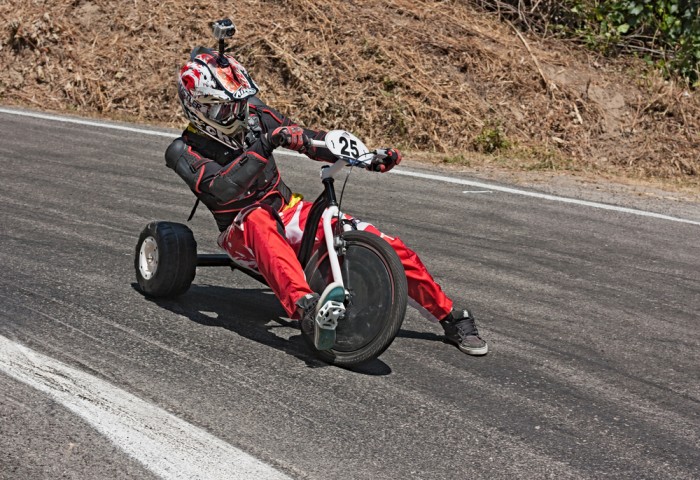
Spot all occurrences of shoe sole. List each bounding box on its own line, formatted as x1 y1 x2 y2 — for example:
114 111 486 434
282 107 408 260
314 282 346 351
457 343 489 356
446 337 489 356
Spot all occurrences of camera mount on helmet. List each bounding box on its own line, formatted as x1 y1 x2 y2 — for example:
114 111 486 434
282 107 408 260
211 18 236 67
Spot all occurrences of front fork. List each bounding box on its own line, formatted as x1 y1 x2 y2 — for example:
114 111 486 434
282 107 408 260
297 164 355 293
315 163 348 290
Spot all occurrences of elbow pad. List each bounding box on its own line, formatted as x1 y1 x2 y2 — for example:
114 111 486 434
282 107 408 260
208 153 268 202
165 139 185 170
164 139 209 189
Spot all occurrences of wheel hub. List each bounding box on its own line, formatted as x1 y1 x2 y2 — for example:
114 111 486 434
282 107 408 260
139 236 159 280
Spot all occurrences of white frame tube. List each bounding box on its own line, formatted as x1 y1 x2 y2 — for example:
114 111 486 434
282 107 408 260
322 206 344 287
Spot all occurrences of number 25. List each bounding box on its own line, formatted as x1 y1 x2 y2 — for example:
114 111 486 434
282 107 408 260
339 137 359 157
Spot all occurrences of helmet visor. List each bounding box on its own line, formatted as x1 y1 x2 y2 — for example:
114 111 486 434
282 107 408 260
205 101 244 125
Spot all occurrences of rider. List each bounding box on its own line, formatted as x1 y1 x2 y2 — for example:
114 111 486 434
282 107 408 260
164 20 488 355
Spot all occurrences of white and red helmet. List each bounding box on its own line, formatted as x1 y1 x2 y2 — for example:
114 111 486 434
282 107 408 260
178 49 259 138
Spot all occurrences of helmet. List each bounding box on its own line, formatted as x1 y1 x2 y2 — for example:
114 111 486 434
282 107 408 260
178 49 259 140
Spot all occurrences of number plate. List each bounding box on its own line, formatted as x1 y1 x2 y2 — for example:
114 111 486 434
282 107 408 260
324 130 370 160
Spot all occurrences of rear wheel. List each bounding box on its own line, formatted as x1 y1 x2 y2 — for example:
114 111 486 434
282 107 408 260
134 221 197 298
302 230 408 366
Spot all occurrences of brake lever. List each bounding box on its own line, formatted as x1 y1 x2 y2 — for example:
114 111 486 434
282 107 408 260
345 156 369 168
361 149 386 170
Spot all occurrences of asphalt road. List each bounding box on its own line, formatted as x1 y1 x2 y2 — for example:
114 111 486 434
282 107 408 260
1 109 698 479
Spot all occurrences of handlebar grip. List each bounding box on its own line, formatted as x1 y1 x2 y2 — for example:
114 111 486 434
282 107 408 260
273 134 289 148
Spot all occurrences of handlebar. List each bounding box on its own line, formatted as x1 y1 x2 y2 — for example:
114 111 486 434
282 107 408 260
308 138 378 170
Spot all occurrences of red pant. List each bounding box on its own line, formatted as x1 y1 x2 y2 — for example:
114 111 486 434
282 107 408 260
218 200 453 321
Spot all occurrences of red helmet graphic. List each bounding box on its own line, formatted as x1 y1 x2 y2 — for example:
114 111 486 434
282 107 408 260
178 50 259 138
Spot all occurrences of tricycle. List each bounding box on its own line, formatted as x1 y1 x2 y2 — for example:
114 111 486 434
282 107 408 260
134 130 408 367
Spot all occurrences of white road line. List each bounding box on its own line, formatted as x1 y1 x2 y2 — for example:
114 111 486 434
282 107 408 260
1 107 698 226
462 190 493 194
396 169 700 226
0 107 177 138
0 335 292 480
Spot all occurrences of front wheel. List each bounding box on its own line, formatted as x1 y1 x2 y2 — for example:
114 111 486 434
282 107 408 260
302 230 408 366
134 221 197 298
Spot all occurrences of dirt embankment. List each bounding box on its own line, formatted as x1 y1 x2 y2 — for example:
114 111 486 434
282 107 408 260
1 0 698 189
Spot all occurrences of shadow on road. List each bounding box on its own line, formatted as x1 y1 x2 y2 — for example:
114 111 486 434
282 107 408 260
395 329 444 342
133 283 394 376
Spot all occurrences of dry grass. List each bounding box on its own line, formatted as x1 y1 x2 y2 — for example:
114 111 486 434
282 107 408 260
1 0 698 186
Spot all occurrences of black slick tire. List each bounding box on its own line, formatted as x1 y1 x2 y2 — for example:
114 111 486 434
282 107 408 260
134 221 197 298
302 230 408 366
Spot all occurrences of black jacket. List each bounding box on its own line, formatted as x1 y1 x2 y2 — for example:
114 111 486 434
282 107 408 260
165 97 335 231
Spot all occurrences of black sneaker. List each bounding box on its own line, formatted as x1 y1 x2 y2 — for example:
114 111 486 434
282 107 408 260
441 309 488 356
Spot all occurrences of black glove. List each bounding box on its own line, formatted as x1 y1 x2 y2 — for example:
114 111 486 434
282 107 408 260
370 148 402 173
269 125 309 153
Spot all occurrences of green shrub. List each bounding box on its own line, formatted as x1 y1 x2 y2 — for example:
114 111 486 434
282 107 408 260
576 0 700 84
477 0 700 85
473 121 511 153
